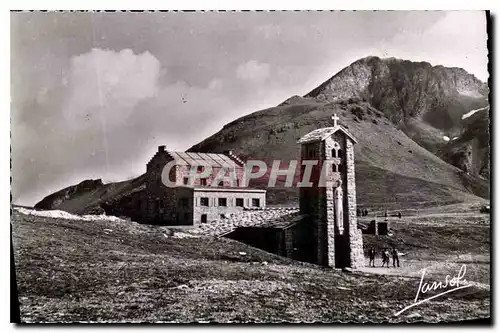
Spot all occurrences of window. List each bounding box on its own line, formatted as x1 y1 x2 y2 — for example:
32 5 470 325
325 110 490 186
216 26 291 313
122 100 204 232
200 197 209 206
252 198 260 207
200 178 207 186
218 198 227 207
236 198 244 207
168 168 176 185
183 177 189 185
218 180 224 186
332 164 338 173
201 214 207 223
197 165 204 172
332 141 341 159
157 198 164 210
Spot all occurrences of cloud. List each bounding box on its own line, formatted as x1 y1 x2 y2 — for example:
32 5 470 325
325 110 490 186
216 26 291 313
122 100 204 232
256 24 282 39
208 78 223 90
236 60 271 82
62 48 161 128
11 48 162 205
386 11 488 81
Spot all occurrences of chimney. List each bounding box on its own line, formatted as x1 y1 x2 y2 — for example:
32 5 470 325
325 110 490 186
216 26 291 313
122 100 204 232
224 150 233 155
158 145 166 152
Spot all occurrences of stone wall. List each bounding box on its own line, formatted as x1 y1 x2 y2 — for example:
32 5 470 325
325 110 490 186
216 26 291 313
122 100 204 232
325 135 340 267
192 189 266 225
346 138 365 268
284 228 294 258
297 129 364 269
142 147 263 226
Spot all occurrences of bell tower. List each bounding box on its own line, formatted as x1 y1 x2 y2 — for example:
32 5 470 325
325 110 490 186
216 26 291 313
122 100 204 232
297 114 364 268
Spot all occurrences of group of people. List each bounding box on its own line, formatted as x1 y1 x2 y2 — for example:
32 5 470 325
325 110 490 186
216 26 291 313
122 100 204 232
357 208 369 216
368 247 400 268
357 208 403 219
384 210 402 219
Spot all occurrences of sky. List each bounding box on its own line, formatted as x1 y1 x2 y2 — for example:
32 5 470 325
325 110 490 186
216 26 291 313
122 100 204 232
11 11 489 205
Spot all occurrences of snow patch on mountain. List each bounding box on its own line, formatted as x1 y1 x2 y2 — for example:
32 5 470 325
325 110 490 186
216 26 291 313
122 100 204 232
462 106 489 120
14 207 126 222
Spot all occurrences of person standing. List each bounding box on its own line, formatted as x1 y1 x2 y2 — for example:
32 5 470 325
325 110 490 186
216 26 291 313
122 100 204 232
368 248 376 267
392 247 400 267
382 248 390 268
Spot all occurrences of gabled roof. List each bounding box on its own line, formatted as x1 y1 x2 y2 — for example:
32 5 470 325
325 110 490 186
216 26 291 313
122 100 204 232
297 125 358 144
166 151 244 168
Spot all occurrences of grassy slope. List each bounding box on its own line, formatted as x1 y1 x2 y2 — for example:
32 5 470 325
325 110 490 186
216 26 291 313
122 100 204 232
12 209 489 323
190 99 489 205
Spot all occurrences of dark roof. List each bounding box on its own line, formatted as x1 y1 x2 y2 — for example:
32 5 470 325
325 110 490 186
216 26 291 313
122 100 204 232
261 213 308 229
297 125 358 144
167 151 244 168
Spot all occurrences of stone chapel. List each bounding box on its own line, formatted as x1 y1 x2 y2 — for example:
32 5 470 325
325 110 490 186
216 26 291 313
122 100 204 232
296 114 364 268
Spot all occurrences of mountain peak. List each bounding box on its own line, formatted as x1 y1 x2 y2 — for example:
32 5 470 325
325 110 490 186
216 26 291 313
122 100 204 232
305 56 487 125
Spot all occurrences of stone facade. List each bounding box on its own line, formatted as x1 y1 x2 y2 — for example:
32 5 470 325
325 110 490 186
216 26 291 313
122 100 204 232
297 121 364 269
138 146 266 226
192 188 266 224
345 138 365 268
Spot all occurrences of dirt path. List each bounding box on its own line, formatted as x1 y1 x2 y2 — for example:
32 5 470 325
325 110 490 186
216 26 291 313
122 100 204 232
401 212 488 219
358 256 490 290
359 212 489 227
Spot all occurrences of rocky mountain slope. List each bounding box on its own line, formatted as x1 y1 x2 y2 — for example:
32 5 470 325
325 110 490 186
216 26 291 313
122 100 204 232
34 56 489 212
304 56 490 176
444 106 490 178
34 175 146 215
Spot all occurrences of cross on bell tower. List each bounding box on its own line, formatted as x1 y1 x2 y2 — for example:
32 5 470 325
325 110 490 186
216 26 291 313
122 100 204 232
331 113 340 127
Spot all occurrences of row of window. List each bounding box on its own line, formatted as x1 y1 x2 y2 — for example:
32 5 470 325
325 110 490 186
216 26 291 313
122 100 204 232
176 211 234 224
174 211 234 224
178 197 261 209
332 149 343 159
332 164 344 173
305 148 343 159
199 213 228 223
199 197 260 207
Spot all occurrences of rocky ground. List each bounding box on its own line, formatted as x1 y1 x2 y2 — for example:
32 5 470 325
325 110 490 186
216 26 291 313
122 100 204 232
11 203 491 323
